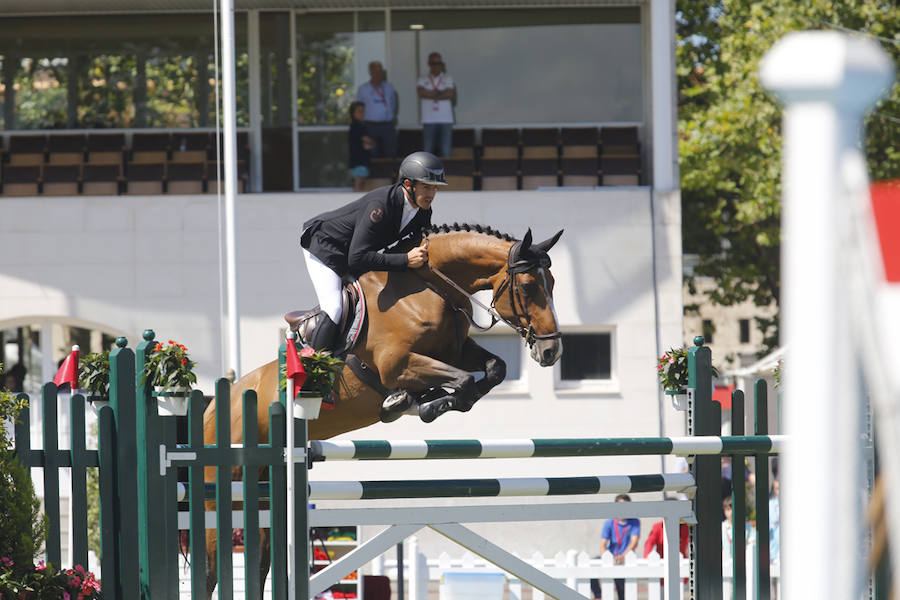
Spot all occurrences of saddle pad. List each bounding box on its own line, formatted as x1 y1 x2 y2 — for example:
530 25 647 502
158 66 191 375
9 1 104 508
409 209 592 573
343 280 366 353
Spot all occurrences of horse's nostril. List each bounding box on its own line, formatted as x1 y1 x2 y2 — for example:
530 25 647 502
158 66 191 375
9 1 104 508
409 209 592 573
543 347 555 361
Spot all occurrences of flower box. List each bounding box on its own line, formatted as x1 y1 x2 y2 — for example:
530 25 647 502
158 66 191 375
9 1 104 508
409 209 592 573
152 386 191 416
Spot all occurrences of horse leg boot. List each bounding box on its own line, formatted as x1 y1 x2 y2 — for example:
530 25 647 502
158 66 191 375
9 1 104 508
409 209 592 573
309 313 340 353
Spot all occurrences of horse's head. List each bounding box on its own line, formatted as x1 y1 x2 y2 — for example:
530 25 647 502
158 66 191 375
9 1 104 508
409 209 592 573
493 228 564 367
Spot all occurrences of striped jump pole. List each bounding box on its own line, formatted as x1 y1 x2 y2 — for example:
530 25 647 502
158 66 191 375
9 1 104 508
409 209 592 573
309 435 784 461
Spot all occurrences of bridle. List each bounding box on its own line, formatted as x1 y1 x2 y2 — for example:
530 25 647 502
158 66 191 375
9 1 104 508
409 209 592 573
422 238 562 348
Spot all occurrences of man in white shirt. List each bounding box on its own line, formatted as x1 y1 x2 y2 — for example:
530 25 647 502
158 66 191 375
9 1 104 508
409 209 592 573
356 60 398 158
416 52 456 158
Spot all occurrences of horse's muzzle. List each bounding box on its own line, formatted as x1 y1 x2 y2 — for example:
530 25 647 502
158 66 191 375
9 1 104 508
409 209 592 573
532 338 562 367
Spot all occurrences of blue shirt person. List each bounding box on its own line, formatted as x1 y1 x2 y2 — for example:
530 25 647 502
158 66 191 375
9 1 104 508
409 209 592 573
356 60 397 158
591 494 640 599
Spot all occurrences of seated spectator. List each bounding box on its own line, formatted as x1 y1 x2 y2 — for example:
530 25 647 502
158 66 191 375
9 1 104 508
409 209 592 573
722 496 756 564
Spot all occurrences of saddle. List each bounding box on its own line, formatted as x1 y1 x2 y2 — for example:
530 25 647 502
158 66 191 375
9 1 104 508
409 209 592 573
284 281 365 357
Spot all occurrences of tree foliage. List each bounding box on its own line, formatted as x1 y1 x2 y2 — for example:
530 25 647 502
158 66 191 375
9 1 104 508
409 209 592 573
677 0 900 352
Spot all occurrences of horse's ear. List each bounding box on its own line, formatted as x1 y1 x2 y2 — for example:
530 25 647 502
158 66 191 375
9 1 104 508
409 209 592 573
533 229 564 254
521 228 533 251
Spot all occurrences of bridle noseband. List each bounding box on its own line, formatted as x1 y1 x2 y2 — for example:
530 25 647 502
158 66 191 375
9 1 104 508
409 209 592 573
422 238 562 348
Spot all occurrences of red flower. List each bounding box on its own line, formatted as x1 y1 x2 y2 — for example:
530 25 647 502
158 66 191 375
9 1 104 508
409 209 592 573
154 343 163 351
181 358 188 366
300 346 315 358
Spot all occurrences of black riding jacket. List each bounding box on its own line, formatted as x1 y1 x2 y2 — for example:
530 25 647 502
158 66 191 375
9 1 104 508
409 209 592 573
301 183 432 278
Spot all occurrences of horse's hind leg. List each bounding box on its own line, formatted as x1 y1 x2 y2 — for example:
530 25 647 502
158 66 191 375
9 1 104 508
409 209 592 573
205 528 218 600
258 527 271 599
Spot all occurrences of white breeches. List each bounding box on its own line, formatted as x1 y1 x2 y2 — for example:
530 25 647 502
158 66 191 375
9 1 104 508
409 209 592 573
303 249 343 323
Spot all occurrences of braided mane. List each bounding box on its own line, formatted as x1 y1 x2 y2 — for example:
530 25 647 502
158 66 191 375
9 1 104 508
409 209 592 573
422 223 518 242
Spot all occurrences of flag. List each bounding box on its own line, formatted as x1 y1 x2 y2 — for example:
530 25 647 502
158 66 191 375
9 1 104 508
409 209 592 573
285 336 307 399
54 345 80 390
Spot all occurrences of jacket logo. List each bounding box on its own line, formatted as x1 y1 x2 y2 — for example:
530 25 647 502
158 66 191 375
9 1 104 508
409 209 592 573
369 208 384 223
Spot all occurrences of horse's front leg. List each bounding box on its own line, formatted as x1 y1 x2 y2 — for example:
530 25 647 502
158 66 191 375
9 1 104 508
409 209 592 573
379 352 478 423
456 337 507 400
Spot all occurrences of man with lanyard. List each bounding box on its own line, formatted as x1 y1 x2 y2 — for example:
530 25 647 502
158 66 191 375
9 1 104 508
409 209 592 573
416 51 456 157
356 60 398 158
592 494 640 599
300 151 447 353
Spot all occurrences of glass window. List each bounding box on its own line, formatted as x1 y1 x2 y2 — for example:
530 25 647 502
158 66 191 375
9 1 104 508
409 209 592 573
739 319 750 344
470 334 522 381
702 320 714 344
392 8 642 127
560 332 611 381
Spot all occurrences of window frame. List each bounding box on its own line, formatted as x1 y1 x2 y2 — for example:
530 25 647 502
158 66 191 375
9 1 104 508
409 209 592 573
554 327 618 395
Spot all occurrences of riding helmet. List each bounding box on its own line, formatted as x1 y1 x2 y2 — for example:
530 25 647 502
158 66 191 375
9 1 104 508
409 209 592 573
398 151 448 186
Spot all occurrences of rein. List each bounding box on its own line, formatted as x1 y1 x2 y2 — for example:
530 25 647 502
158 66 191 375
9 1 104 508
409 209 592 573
421 237 561 347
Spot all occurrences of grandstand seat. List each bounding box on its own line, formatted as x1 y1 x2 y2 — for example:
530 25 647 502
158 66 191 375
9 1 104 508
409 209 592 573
521 128 560 160
521 158 560 190
213 131 250 162
131 132 171 163
82 164 122 195
560 157 599 187
166 162 205 194
1 165 41 196
560 127 599 159
171 132 211 163
600 126 639 157
450 128 475 159
361 158 394 192
206 161 248 194
124 162 165 195
47 134 86 165
481 128 520 160
86 133 126 167
42 164 81 196
397 129 424 157
7 135 47 166
600 155 641 186
480 158 519 190
443 158 475 190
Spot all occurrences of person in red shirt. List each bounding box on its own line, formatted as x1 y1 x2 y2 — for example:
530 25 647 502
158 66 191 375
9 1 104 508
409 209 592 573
642 520 689 558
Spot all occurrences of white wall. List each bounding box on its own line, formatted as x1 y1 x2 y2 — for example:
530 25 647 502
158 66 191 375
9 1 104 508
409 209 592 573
1 187 684 556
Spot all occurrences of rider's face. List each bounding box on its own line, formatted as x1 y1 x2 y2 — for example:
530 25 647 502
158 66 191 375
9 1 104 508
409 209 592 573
410 182 438 210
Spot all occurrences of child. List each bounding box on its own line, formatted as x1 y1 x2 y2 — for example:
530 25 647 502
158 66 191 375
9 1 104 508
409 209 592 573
348 101 375 192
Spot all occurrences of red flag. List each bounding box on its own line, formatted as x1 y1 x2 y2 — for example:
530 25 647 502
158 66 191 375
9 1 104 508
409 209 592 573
285 336 307 399
53 345 80 390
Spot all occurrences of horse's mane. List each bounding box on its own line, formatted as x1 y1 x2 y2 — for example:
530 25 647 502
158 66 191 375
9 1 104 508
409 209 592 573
389 223 517 254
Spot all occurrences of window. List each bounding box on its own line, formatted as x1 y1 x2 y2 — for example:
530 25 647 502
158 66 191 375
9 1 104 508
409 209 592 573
469 333 522 382
559 332 611 381
702 320 714 344
739 319 750 344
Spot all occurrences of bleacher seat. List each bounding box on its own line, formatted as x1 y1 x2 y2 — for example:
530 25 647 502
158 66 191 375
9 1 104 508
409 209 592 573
561 157 599 187
47 134 86 165
480 158 519 190
397 129 423 157
82 164 121 195
361 158 394 192
521 158 559 190
8 135 47 166
600 126 639 157
206 161 248 194
601 155 641 186
42 164 81 196
124 162 165 194
481 128 520 160
1 165 41 195
171 132 211 163
167 162 205 194
86 133 126 167
521 128 559 160
131 132 171 164
443 158 475 190
450 128 475 159
560 127 599 159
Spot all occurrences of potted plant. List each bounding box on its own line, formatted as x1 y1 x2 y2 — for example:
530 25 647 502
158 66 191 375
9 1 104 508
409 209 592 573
657 345 719 410
141 340 197 416
79 351 111 411
281 345 344 419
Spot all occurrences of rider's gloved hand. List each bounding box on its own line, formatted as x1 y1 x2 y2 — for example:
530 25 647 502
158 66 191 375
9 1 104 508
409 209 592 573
406 245 428 269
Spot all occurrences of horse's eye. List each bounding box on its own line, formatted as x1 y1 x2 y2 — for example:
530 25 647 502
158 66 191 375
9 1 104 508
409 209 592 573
521 282 539 295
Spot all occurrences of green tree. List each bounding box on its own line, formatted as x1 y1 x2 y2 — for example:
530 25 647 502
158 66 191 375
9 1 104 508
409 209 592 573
677 0 900 352
0 363 47 569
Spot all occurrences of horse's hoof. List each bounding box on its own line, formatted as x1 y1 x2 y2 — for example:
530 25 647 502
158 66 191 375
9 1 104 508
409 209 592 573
380 390 413 423
418 398 451 423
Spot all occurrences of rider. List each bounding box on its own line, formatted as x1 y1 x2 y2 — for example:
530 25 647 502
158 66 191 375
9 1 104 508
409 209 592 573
300 151 448 353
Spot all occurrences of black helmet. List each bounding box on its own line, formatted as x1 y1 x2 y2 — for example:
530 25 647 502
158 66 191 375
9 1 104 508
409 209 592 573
398 151 448 186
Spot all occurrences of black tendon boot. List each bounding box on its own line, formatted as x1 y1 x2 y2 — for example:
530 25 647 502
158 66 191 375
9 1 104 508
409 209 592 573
309 314 340 354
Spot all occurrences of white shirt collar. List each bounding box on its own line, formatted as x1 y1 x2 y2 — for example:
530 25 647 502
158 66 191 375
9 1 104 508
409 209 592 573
400 194 419 231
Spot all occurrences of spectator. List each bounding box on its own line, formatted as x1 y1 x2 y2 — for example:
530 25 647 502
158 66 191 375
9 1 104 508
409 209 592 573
722 496 756 565
643 519 689 559
416 52 456 158
356 60 397 158
347 101 375 192
590 494 639 600
769 479 780 562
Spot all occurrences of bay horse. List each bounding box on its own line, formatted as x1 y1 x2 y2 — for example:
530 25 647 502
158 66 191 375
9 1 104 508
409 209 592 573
202 224 563 598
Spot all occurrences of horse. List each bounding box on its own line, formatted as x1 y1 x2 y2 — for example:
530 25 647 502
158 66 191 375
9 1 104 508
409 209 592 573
202 224 564 598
